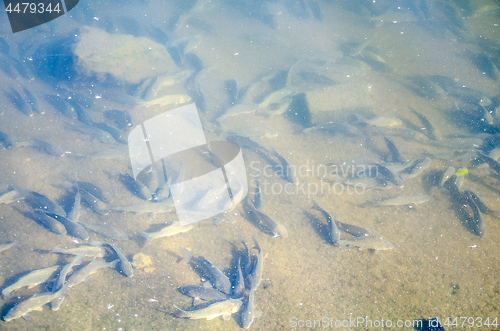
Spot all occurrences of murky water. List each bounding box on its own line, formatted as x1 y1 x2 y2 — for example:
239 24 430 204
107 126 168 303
1 0 500 330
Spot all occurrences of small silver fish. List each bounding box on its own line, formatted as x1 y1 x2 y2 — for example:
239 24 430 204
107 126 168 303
51 245 106 258
339 237 394 251
247 236 264 290
3 285 68 321
100 243 133 277
66 258 119 287
2 265 60 297
79 222 128 241
180 248 231 295
364 193 430 207
178 285 228 303
174 298 243 320
0 240 17 253
244 200 288 238
142 221 195 244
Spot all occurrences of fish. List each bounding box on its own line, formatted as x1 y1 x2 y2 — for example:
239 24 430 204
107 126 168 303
372 164 404 188
336 176 393 191
378 127 430 142
477 152 500 175
103 109 133 131
384 137 406 164
217 104 257 126
69 181 114 203
52 255 84 292
111 200 174 215
174 298 243 320
338 237 394 251
28 210 67 234
336 222 374 238
464 192 486 237
79 190 109 215
117 173 152 200
488 148 500 160
464 190 500 219
44 94 77 119
22 86 43 114
440 167 456 187
92 122 128 144
51 245 106 257
238 235 253 276
180 248 232 295
143 71 193 100
68 100 94 125
268 148 299 185
233 258 245 297
45 213 89 240
0 188 23 204
178 285 228 303
141 221 195 244
66 258 119 288
240 285 256 328
409 107 442 140
0 130 18 148
244 199 288 238
1 265 60 297
138 94 191 108
311 199 341 245
100 243 133 277
364 194 430 207
3 284 68 321
398 157 431 181
82 146 129 159
23 138 64 157
303 122 362 137
67 187 81 222
247 236 264 290
352 114 402 127
349 34 375 57
400 75 443 100
0 241 17 253
6 87 33 116
79 222 128 241
226 126 278 139
66 123 115 144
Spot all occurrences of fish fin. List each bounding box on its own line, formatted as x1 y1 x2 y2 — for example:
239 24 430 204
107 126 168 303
221 313 232 321
213 217 223 225
181 232 189 238
202 281 212 288
192 297 204 306
140 233 151 246
22 314 32 321
179 247 193 263
254 310 263 319
34 306 44 311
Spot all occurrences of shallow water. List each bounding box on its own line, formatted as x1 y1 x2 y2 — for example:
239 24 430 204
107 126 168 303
1 0 500 330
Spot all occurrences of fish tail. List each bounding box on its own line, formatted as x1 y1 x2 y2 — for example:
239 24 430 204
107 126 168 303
179 247 193 264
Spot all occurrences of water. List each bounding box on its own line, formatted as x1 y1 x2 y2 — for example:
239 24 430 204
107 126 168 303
1 0 500 329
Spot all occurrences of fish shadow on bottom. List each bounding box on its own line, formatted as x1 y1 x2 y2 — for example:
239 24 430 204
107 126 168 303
303 211 332 244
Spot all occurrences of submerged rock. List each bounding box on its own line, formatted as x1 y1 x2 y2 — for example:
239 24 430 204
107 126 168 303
73 26 178 84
